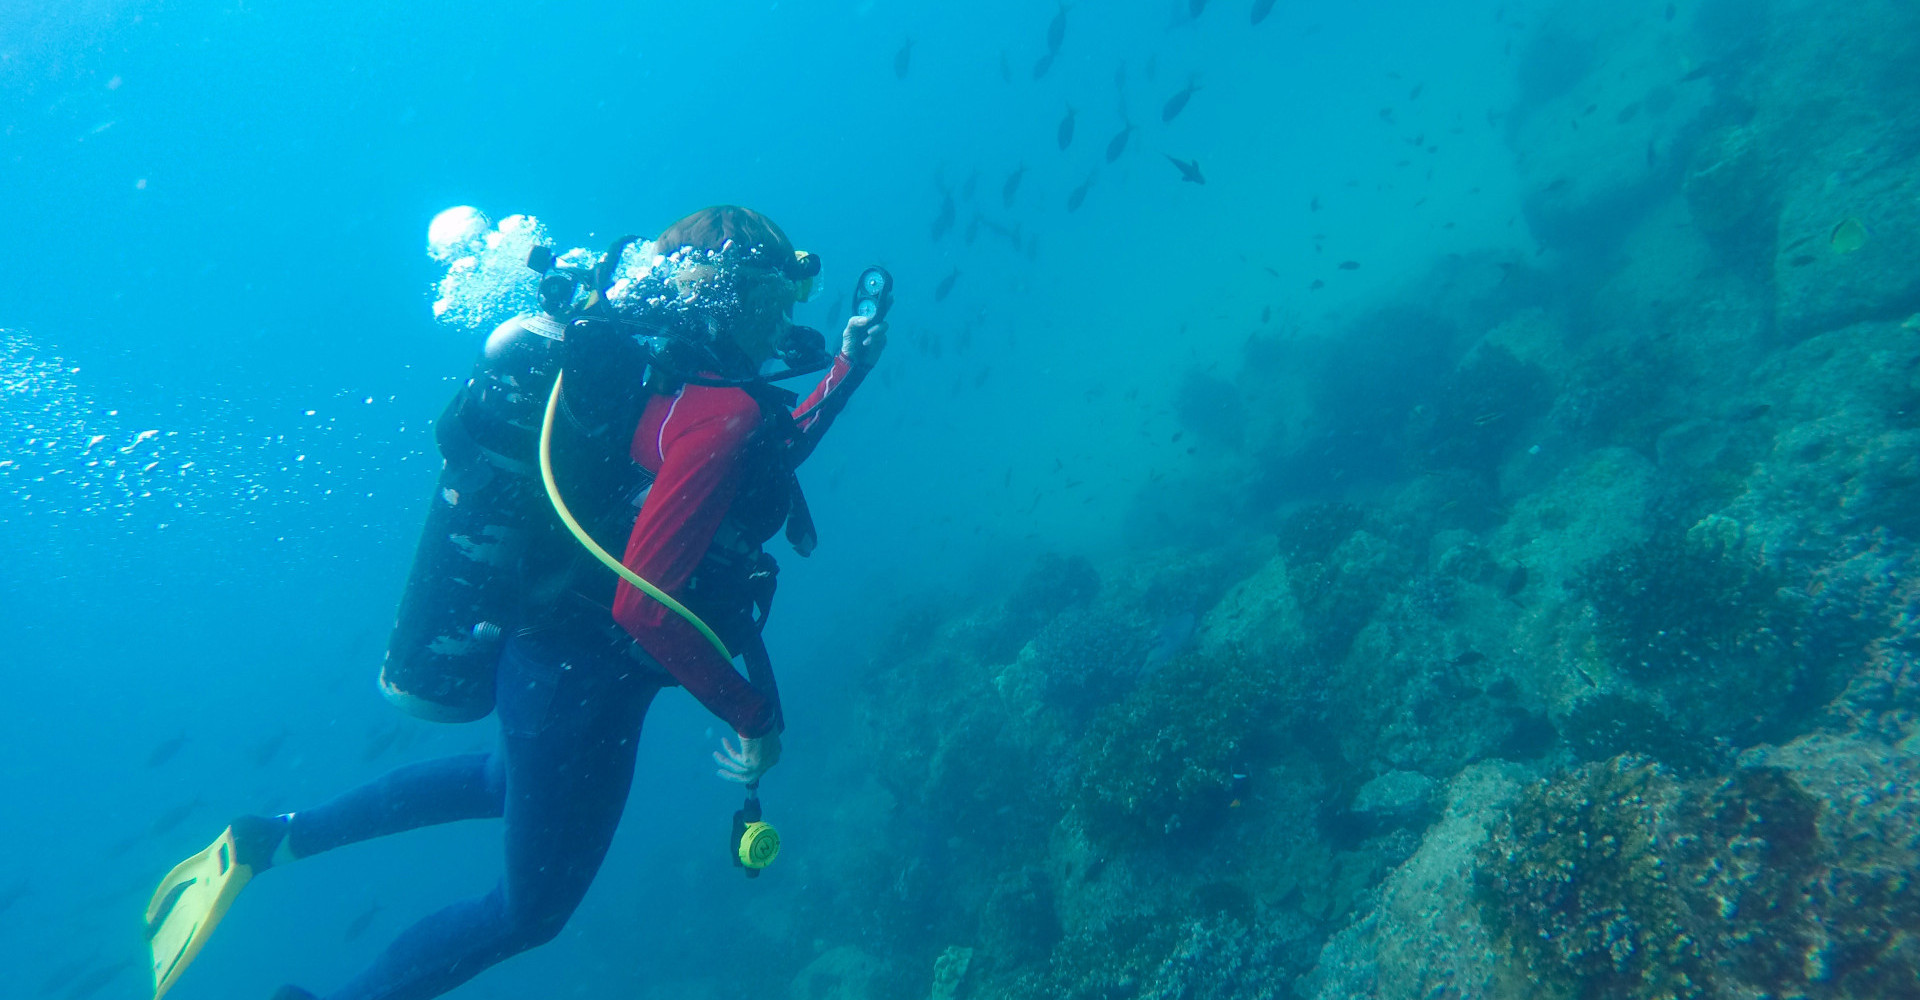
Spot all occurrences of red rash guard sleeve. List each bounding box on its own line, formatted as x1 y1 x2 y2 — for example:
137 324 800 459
611 389 777 737
790 353 870 465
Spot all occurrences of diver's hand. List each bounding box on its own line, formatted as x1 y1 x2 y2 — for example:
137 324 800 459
715 732 782 785
841 315 889 369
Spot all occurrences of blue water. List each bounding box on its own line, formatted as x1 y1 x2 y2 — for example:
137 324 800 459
8 1 1891 998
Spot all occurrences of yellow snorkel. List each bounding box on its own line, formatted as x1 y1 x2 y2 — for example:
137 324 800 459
539 372 733 662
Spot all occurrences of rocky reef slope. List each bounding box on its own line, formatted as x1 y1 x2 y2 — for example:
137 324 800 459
784 2 1920 998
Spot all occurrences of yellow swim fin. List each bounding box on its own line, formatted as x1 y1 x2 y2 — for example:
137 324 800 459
145 825 256 999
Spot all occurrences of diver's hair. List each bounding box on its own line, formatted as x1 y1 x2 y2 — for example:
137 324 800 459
657 205 795 264
653 206 798 365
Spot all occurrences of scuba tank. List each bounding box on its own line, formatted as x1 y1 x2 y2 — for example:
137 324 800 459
381 238 660 722
378 307 567 721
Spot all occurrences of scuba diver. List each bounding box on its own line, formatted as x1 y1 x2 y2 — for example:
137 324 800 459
144 206 891 1000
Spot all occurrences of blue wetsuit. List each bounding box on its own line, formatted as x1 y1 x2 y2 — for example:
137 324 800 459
288 631 658 1000
277 345 869 1000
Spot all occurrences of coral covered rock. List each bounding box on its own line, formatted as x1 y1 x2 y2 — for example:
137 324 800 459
1299 762 1532 1000
1573 532 1816 749
1506 0 1715 251
1714 322 1920 554
1773 155 1920 337
1303 727 1920 1000
1070 647 1290 847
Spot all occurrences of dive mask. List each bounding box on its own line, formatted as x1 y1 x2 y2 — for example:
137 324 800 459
782 249 823 303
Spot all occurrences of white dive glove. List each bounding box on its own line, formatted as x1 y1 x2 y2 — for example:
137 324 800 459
714 732 782 786
841 315 889 369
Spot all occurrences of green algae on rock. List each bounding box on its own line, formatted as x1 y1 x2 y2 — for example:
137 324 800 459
1475 756 1709 1000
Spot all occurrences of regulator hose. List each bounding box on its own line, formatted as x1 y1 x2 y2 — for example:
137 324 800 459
539 373 734 661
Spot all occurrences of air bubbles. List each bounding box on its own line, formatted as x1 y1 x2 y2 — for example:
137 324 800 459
426 205 491 263
0 328 391 534
429 209 548 330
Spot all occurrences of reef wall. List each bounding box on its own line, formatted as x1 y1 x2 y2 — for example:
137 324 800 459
788 2 1920 999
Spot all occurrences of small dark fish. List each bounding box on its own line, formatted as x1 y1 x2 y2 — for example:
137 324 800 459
1260 305 1271 323
1067 172 1097 211
1310 278 1324 290
1145 611 1199 670
147 733 188 768
1033 51 1056 80
62 958 134 1000
250 730 288 768
1646 140 1657 166
931 193 956 241
934 269 960 301
1105 122 1135 162
1665 2 1676 21
343 902 383 942
1115 61 1127 92
894 39 913 80
1057 106 1077 150
1165 154 1205 184
1450 650 1487 667
1310 195 1321 211
38 954 96 995
999 52 1012 83
1190 0 1209 16
1789 254 1817 267
1409 82 1425 101
1337 260 1360 270
964 215 980 245
1251 0 1277 25
1048 2 1069 53
149 797 205 837
1162 79 1200 122
362 722 402 762
1003 164 1027 207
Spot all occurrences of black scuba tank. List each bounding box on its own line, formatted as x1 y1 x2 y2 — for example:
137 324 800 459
379 310 567 722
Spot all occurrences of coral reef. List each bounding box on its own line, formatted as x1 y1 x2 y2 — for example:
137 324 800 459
1069 646 1289 848
1573 531 1817 748
1475 743 1920 999
1506 0 1715 253
783 6 1920 1000
1407 345 1554 477
974 553 1103 662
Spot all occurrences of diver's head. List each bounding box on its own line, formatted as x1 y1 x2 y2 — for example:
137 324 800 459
654 206 817 370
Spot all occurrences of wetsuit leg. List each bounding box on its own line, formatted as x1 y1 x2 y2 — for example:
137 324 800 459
321 634 659 1000
287 753 503 857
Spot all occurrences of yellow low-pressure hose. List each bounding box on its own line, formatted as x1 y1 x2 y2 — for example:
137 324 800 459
540 373 734 661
